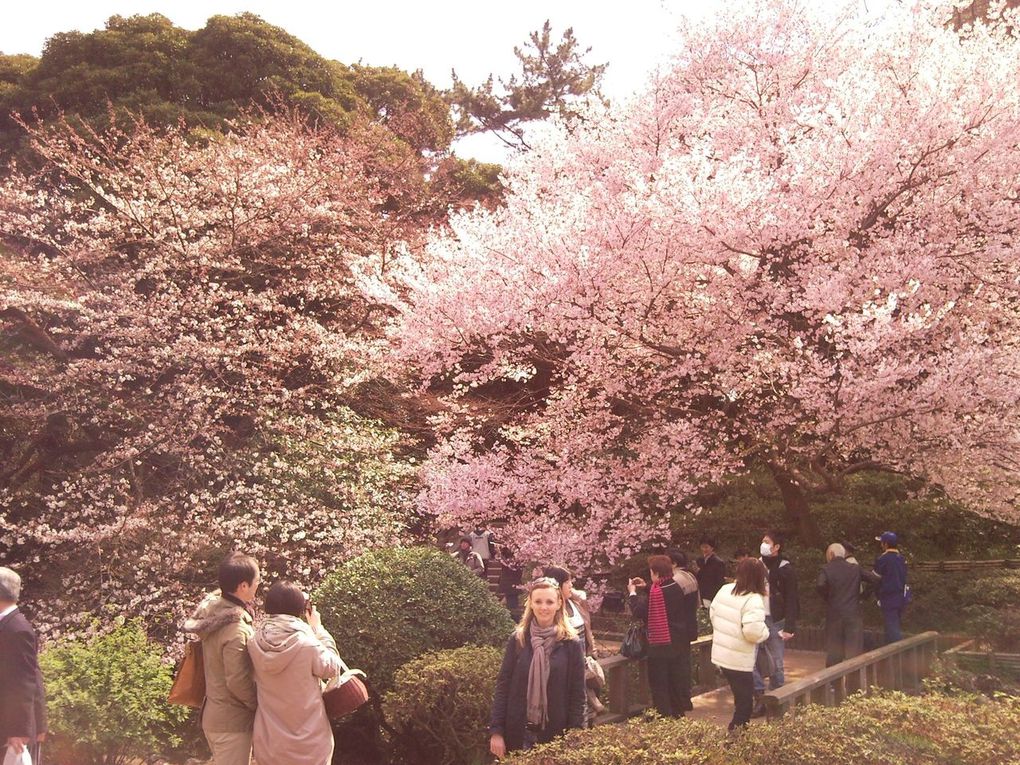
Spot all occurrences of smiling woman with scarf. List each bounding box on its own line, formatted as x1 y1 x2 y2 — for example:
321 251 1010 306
628 554 699 718
489 577 586 758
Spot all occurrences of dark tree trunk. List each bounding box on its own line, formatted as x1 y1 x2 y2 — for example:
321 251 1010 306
767 462 823 548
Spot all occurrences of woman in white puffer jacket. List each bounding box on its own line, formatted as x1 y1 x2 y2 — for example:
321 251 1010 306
710 558 770 730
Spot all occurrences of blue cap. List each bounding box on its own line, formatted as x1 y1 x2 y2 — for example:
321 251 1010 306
875 531 898 546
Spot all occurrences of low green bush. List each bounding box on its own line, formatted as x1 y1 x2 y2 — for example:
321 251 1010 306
505 714 727 764
315 546 515 764
905 570 1020 650
383 645 503 765
727 692 1020 765
38 619 188 765
315 546 515 692
507 692 1020 765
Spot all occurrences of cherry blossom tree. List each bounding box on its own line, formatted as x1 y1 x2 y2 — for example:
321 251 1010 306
394 0 1020 574
0 109 428 640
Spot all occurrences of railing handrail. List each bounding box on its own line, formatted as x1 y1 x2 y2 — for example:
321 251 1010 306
914 558 1020 571
763 630 939 717
594 633 715 723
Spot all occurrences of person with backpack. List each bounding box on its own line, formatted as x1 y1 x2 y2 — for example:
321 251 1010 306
453 536 486 578
184 552 260 765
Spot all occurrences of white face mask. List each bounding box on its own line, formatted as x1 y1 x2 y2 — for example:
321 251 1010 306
760 541 774 557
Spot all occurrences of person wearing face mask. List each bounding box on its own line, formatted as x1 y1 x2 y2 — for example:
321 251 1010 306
489 578 586 758
752 530 799 716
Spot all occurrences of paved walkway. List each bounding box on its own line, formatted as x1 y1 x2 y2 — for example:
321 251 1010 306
687 649 826 727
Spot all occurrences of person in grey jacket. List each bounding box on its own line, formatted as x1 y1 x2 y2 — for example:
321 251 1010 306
816 543 880 666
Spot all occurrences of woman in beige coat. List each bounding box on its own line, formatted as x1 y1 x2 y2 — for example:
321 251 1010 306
248 581 343 765
709 558 770 731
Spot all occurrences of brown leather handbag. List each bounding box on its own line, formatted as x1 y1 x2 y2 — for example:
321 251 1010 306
322 664 369 720
168 640 206 707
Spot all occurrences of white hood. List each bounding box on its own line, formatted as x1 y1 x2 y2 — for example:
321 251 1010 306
250 614 313 675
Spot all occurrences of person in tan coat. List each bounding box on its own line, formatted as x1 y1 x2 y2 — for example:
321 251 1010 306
184 553 260 765
248 581 343 765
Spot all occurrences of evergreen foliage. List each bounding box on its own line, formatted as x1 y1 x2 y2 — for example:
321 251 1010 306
38 620 188 765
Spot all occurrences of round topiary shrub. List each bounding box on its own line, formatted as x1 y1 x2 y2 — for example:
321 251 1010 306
38 619 189 765
315 546 516 764
383 645 503 765
315 546 515 693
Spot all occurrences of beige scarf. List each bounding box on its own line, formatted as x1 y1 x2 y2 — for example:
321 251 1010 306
526 623 559 728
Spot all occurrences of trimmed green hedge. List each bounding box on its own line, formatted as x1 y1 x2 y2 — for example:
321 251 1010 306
384 645 503 765
315 546 515 694
507 692 1020 765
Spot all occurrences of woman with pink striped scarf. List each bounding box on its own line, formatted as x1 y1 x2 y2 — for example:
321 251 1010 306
627 554 699 717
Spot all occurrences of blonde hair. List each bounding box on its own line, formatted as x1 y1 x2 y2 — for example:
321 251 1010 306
515 578 578 646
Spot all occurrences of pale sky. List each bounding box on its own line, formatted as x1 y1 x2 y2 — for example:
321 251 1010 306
1 0 890 161
1 1 707 161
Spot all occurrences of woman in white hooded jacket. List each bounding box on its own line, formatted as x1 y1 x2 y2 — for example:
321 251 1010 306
248 581 343 765
709 558 770 730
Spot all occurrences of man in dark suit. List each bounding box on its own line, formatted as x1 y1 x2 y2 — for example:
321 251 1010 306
0 567 47 762
694 536 727 608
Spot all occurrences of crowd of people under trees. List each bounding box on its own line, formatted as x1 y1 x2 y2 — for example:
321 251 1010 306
0 527 909 763
455 526 909 747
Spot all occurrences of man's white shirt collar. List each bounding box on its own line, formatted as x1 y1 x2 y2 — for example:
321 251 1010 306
0 604 17 619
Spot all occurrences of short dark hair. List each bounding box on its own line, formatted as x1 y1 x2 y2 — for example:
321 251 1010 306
543 565 572 585
264 581 307 618
842 541 856 555
666 548 689 568
764 530 785 550
648 555 674 579
733 558 767 596
698 535 717 550
733 546 751 560
218 552 259 594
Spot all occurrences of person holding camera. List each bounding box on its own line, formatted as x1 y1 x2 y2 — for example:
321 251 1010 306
248 581 343 765
627 555 698 718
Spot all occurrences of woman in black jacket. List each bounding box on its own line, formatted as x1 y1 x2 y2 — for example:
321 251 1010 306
628 554 699 717
489 577 586 757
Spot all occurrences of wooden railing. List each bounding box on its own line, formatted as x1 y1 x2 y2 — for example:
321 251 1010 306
913 559 1020 572
761 631 939 719
594 635 716 724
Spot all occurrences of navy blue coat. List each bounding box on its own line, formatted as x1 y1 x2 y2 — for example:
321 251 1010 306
489 631 586 752
0 608 46 742
874 550 908 608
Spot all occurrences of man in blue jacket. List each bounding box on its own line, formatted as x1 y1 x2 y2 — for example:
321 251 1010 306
873 531 908 644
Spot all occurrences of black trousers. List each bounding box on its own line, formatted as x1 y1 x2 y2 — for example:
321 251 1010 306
824 612 863 667
646 643 692 717
721 667 754 730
